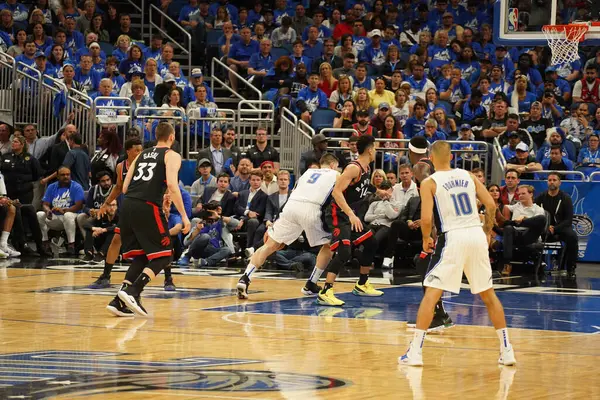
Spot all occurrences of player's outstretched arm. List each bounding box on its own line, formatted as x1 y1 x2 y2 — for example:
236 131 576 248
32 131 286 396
165 151 191 234
419 178 435 253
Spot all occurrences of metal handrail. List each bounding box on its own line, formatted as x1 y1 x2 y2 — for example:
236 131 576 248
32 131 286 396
149 4 191 75
93 96 132 112
532 170 586 181
133 106 186 154
187 107 236 155
211 57 262 105
320 128 359 137
589 171 600 181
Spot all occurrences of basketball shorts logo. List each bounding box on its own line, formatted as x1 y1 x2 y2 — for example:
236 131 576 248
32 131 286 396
332 228 340 237
161 236 171 247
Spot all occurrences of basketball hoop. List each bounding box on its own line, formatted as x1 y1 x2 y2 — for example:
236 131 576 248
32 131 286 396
542 23 589 65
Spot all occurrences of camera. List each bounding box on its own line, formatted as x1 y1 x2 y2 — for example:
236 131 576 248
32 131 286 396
197 201 220 221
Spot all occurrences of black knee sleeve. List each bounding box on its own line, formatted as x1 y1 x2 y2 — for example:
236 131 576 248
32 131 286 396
124 255 148 283
148 255 173 276
357 236 377 266
328 241 351 275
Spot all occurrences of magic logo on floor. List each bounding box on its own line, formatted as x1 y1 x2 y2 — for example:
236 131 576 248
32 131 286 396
34 286 262 299
0 351 348 398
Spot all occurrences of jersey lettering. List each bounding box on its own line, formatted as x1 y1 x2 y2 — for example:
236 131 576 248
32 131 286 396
450 192 473 216
133 162 157 182
306 172 321 184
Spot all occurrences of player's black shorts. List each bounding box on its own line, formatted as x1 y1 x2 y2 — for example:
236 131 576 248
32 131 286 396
324 203 373 251
119 198 172 260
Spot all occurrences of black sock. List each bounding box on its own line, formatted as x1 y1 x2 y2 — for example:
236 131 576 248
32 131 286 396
358 273 368 285
321 282 333 294
130 273 151 296
434 300 446 318
164 267 172 280
103 262 114 277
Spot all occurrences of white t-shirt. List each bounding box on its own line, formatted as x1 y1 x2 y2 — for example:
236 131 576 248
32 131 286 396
507 202 545 220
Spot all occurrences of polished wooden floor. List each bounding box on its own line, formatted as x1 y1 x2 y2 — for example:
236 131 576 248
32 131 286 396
0 264 599 399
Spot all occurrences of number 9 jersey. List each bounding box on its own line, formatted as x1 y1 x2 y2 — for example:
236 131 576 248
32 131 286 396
126 147 169 206
288 168 339 206
430 168 482 234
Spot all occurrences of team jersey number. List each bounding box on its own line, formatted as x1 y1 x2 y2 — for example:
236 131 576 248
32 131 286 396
133 162 156 182
306 172 321 184
451 192 473 216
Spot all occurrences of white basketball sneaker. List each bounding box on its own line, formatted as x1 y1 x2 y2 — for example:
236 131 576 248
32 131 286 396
398 345 424 367
498 345 517 366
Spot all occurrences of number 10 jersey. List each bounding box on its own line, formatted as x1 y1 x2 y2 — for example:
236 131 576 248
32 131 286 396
429 168 482 234
126 147 169 206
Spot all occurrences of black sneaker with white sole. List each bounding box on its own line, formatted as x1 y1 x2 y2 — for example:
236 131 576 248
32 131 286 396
117 290 148 317
301 281 322 296
106 297 134 317
236 274 250 299
88 274 111 289
406 314 455 331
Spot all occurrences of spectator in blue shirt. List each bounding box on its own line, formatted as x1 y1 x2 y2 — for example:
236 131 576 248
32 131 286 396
540 145 575 180
509 74 538 113
303 26 324 60
577 134 600 176
403 101 428 139
273 0 294 26
297 72 328 123
0 1 28 29
540 67 572 103
291 39 312 74
75 54 101 95
144 34 164 62
209 0 239 24
227 26 259 93
502 132 521 161
15 40 36 70
118 44 144 81
428 30 454 74
428 0 449 32
491 46 515 80
416 118 447 143
36 166 85 255
360 29 386 67
248 38 274 89
516 53 542 90
178 0 200 33
63 17 85 53
439 67 471 111
461 89 487 126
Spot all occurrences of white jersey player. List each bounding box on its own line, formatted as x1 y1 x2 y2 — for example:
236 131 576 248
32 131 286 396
399 140 516 367
236 154 341 300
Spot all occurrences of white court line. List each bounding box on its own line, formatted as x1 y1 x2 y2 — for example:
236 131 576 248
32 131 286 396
221 311 600 340
129 391 270 400
553 319 578 324
443 299 600 313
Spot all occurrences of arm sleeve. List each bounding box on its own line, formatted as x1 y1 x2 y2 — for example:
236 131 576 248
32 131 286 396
364 202 378 223
62 151 75 169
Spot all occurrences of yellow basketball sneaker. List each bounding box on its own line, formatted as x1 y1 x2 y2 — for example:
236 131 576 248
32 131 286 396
353 280 384 296
316 288 345 306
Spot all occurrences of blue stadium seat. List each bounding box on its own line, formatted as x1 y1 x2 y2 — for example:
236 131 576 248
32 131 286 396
99 41 113 56
207 29 223 46
271 47 289 60
310 108 338 132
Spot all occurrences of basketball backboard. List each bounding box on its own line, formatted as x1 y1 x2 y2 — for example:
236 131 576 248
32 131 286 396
494 0 600 46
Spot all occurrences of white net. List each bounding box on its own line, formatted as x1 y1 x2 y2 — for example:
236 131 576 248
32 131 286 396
542 24 589 66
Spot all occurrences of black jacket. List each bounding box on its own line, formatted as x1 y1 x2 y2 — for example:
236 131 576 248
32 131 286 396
264 191 291 222
400 196 421 223
535 190 573 233
263 69 294 91
234 189 268 221
0 151 42 200
201 187 235 217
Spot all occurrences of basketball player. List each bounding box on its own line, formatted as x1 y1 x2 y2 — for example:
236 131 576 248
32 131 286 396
399 141 516 366
106 123 191 317
318 135 383 306
95 138 177 293
236 153 340 299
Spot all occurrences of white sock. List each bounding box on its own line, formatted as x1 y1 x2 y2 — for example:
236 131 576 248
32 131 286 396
309 266 325 284
0 231 8 248
244 263 257 281
410 329 426 353
383 257 393 267
496 328 510 350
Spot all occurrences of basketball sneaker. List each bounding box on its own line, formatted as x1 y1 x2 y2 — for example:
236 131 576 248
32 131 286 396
316 288 345 306
498 345 517 366
118 290 148 317
353 280 384 296
88 274 111 289
398 346 424 367
301 281 321 296
0 246 20 258
164 278 176 291
106 297 134 317
237 274 250 299
406 314 454 331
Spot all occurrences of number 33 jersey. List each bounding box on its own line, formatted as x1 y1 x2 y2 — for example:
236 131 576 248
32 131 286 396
288 168 339 206
429 168 482 234
125 147 169 206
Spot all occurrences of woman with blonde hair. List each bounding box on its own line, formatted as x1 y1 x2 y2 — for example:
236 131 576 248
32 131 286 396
143 58 163 98
130 79 156 114
510 74 537 113
354 87 374 117
113 34 131 62
329 75 355 112
370 169 387 189
432 107 457 138
318 62 338 98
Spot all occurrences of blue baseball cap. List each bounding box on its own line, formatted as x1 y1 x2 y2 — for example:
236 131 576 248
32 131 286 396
545 65 558 73
460 123 471 131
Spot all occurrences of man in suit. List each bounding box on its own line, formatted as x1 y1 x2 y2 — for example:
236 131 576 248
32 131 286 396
198 173 236 217
299 133 329 174
337 135 359 169
254 170 291 250
196 126 233 176
233 169 268 257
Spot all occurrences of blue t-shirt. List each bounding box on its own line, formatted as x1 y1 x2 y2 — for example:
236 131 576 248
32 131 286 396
248 53 274 73
43 181 85 214
439 79 472 103
74 67 101 93
302 25 332 42
297 87 328 112
228 39 259 62
303 41 324 60
428 45 455 71
403 117 426 139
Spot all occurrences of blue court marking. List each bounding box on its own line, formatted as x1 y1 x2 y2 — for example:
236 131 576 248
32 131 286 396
206 286 600 333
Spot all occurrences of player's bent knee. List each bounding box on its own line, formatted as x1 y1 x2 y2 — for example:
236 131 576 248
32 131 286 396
357 237 377 266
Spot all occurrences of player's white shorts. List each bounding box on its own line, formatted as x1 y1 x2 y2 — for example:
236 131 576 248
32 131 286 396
424 226 493 294
268 200 330 247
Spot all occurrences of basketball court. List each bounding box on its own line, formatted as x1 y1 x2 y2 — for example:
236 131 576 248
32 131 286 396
0 259 599 399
